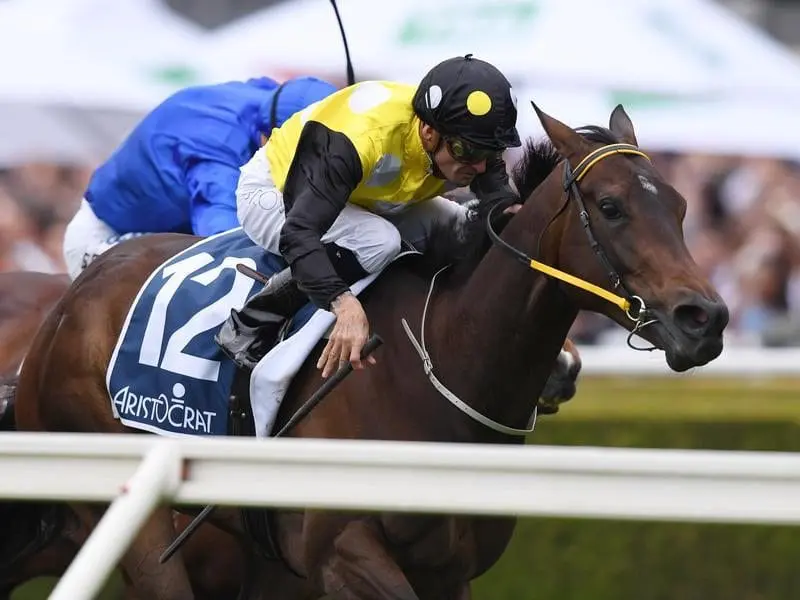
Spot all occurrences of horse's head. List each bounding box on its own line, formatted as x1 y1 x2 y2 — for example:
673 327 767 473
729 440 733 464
524 104 728 372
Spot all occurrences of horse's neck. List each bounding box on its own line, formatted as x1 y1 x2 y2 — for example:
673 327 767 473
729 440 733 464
433 196 577 438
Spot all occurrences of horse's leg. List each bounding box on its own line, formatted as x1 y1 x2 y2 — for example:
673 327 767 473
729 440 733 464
177 515 252 600
66 500 193 600
314 520 418 600
241 558 312 600
198 508 315 600
117 505 194 600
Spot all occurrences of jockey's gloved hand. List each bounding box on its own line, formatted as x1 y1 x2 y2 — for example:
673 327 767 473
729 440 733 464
316 291 376 378
469 156 519 210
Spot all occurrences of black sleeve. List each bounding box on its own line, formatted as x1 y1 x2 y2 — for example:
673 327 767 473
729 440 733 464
469 156 518 206
278 121 364 310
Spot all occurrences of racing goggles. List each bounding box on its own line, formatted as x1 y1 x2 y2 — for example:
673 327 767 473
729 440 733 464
444 137 502 164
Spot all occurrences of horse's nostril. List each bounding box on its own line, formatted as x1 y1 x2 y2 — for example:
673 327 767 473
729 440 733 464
672 298 728 338
675 303 709 329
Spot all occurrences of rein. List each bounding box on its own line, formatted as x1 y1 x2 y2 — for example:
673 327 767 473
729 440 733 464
403 142 658 437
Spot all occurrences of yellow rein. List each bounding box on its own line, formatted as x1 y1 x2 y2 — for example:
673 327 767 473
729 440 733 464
525 144 651 313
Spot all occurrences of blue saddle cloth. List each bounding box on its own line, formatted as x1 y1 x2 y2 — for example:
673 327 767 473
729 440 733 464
106 228 316 437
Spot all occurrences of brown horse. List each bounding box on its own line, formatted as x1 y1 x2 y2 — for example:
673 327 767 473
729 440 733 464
11 104 727 599
0 218 573 597
0 272 246 599
0 290 579 600
0 505 249 600
0 272 248 599
0 352 580 600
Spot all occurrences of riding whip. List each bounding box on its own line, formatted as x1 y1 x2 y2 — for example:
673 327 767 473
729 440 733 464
329 0 356 86
159 333 383 564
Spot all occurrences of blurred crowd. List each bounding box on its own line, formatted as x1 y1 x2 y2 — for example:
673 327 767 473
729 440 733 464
2 151 800 346
0 164 89 274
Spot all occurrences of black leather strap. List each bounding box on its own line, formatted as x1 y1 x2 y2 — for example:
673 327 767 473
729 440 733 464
268 82 288 132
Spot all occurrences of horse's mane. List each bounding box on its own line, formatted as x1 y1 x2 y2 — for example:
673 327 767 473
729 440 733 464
421 125 622 281
510 138 561 201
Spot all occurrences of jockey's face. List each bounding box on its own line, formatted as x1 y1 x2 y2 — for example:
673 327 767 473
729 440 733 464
419 122 489 186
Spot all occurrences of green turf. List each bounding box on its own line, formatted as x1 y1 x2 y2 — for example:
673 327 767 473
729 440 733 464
472 518 800 600
552 376 800 423
9 376 800 599
10 575 121 600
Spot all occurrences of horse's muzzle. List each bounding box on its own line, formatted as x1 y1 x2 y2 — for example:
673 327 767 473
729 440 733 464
647 292 728 372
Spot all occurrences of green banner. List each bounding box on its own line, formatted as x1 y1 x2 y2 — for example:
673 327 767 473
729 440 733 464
398 1 539 46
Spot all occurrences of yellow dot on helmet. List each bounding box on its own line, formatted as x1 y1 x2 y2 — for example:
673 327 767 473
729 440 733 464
466 90 492 116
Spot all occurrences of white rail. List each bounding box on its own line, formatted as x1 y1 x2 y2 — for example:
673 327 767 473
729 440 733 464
50 443 181 600
579 345 800 376
0 433 797 598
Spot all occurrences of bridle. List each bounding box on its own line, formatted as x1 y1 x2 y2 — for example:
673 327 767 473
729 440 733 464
402 142 662 437
486 142 659 350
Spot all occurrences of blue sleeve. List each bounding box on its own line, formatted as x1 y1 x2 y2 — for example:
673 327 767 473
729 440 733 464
186 160 242 236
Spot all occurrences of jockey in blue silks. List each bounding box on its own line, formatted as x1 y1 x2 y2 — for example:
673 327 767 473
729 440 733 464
62 76 337 280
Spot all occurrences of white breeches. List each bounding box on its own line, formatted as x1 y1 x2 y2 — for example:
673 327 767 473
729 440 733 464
62 200 143 280
236 149 467 274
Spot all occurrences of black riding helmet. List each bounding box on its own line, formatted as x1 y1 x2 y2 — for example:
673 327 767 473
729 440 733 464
412 54 521 151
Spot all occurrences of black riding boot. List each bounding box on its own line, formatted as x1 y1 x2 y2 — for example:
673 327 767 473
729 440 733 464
215 268 308 370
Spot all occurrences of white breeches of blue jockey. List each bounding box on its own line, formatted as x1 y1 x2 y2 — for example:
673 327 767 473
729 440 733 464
62 200 142 280
236 149 468 275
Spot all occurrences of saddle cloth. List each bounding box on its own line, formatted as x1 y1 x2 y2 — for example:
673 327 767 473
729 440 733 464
106 227 409 437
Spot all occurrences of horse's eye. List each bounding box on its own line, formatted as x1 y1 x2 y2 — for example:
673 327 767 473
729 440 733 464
598 199 624 220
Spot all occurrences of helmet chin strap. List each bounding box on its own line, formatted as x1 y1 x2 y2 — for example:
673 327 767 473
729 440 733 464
426 132 446 179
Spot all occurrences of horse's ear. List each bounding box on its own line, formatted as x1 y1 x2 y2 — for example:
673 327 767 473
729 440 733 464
609 104 638 147
531 101 588 160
